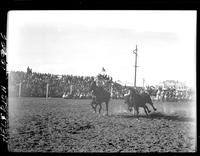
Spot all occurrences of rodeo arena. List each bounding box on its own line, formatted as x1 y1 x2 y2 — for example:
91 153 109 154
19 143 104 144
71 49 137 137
8 64 196 152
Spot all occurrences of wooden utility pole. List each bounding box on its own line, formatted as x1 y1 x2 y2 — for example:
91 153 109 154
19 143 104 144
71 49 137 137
133 45 138 87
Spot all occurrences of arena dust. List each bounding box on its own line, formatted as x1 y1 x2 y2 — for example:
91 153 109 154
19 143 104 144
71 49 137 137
8 97 196 152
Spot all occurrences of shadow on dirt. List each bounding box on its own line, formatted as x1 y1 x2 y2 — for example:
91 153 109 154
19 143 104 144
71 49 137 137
67 122 95 134
111 112 194 122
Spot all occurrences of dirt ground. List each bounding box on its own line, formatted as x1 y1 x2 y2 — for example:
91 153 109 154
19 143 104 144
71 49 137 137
8 97 196 152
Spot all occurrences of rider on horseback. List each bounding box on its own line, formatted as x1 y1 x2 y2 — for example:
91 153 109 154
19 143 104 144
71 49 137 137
90 77 105 109
89 77 111 115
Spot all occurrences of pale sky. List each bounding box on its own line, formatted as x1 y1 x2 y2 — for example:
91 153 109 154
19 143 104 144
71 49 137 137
7 11 196 88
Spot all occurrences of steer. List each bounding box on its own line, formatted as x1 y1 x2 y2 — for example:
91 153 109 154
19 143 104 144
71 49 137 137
124 89 157 116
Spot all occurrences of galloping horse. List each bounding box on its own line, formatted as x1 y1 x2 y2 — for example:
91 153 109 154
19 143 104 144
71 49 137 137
89 81 110 115
125 89 157 116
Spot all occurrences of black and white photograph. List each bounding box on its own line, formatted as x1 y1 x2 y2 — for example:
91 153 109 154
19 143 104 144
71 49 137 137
7 10 196 152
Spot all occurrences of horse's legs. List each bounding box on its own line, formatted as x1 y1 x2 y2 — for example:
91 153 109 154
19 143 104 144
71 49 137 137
91 96 97 112
94 103 99 113
149 103 157 111
144 105 151 113
90 102 95 110
105 101 109 116
143 106 149 116
90 103 95 112
98 103 102 114
134 107 139 116
137 108 139 116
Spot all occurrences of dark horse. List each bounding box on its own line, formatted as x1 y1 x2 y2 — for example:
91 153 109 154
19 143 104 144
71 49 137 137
89 81 111 115
125 89 157 116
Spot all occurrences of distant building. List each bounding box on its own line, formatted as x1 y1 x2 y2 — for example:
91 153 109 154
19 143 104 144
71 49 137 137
158 80 187 90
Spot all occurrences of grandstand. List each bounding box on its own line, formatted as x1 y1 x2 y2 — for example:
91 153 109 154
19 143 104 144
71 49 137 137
8 67 193 102
8 67 127 99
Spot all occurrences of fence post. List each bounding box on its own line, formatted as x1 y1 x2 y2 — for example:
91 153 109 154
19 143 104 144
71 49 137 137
18 82 21 97
70 85 73 94
46 83 49 99
110 84 113 98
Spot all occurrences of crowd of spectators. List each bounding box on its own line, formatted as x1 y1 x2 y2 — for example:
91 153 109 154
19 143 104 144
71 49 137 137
153 86 193 102
134 86 194 102
8 67 127 99
9 67 194 102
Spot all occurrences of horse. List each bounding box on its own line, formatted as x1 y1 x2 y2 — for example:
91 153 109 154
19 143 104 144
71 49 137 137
89 81 111 115
125 89 157 116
